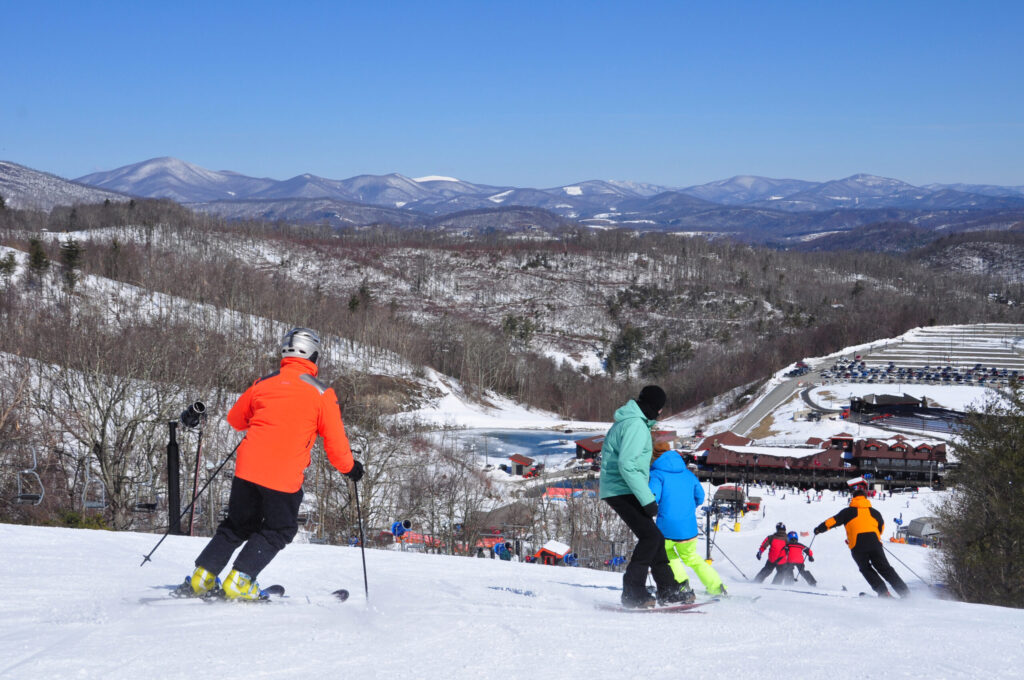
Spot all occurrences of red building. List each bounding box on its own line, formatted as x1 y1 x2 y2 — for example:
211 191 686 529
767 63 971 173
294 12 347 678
691 430 947 488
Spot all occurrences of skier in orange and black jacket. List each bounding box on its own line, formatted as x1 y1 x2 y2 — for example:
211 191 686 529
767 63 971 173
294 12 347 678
186 327 363 600
814 489 909 597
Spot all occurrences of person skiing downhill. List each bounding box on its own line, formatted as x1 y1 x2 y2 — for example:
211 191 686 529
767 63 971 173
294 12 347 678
648 443 725 599
814 489 909 598
753 523 790 583
185 327 364 600
773 531 817 586
599 385 683 608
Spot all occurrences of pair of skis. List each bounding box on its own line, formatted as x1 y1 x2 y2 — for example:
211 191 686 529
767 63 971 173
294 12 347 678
143 581 350 604
597 600 713 613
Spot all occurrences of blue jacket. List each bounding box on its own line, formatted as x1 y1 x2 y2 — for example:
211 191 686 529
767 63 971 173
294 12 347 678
598 400 657 504
648 451 705 541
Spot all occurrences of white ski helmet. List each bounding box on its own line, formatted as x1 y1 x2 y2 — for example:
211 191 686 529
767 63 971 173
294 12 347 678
281 327 321 363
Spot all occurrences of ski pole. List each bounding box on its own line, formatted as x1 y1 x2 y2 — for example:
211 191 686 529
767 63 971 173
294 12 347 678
353 479 369 601
883 544 931 586
711 540 748 580
139 438 243 567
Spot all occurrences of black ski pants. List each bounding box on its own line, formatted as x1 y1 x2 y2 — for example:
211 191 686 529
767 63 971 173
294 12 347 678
771 563 817 587
195 476 303 578
604 494 676 599
753 557 789 583
851 543 909 597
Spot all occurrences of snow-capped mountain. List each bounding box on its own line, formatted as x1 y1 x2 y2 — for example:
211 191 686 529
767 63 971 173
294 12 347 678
194 196 422 227
758 174 1024 212
72 158 1024 219
680 175 818 205
75 157 277 203
924 182 1024 199
751 174 925 211
0 160 128 210
411 175 508 199
0 156 1012 241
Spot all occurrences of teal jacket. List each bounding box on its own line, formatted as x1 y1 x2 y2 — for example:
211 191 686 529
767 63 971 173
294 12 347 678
598 400 657 504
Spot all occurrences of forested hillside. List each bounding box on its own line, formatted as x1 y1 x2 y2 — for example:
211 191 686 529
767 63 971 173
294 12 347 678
4 200 1023 420
2 199 1023 537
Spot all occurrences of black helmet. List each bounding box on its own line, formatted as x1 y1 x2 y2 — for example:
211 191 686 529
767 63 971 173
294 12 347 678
776 522 786 532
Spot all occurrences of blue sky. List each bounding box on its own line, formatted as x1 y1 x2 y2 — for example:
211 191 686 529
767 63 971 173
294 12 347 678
2 1 1021 187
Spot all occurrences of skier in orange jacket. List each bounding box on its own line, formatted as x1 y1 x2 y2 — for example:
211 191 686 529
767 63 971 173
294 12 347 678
186 327 363 600
814 489 908 597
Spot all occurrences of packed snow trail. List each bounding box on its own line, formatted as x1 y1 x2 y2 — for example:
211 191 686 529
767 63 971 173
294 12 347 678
3 485 1023 680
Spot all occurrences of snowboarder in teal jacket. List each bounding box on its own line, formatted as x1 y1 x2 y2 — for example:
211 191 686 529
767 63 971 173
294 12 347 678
599 386 682 608
649 447 724 596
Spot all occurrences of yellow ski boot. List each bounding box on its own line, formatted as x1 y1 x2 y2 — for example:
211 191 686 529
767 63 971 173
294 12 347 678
222 569 264 601
189 566 218 596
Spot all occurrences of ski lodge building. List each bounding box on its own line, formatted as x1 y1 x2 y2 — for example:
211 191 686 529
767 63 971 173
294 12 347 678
687 431 947 489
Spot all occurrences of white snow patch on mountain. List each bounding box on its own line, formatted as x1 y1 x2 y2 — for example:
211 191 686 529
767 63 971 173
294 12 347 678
414 175 460 183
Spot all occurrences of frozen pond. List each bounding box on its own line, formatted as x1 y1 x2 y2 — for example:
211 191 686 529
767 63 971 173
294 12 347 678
437 428 604 465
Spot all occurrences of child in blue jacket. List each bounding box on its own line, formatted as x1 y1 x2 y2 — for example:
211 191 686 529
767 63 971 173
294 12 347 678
649 446 725 597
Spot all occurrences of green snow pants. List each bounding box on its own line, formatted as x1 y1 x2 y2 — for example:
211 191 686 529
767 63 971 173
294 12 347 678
665 538 724 595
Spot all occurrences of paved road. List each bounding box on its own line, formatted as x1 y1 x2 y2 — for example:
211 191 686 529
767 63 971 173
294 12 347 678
801 385 844 413
734 370 821 436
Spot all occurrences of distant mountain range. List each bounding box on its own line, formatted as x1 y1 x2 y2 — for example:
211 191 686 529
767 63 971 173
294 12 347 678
73 157 1024 214
2 157 1023 246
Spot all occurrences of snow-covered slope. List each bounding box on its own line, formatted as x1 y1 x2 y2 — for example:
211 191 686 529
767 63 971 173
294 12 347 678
0 160 128 210
2 485 1021 679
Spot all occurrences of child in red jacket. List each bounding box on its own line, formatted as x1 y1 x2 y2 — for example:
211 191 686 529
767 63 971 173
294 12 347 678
772 531 817 586
753 523 790 583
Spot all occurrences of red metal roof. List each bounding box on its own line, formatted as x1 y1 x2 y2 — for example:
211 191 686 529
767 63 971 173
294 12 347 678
575 435 605 454
509 454 534 466
697 431 752 450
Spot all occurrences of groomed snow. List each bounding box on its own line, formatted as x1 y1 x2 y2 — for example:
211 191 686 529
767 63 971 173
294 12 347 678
2 485 1022 679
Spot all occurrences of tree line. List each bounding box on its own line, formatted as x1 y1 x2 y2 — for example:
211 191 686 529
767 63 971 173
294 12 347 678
1 199 1022 598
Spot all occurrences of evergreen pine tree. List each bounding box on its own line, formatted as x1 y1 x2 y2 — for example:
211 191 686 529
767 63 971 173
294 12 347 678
60 237 83 293
0 251 16 285
935 385 1024 608
27 238 49 284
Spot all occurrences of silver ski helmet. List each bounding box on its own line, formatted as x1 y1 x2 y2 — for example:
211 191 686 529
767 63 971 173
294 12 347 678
281 327 321 364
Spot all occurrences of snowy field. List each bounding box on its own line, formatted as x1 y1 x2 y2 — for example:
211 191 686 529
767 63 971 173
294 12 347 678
2 487 1022 680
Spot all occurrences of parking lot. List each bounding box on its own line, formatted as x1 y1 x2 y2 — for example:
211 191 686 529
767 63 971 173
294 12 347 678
820 324 1024 387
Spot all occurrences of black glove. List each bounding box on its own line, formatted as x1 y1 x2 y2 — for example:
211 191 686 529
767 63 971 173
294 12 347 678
756 551 763 561
345 459 364 482
809 556 815 562
813 525 826 535
642 500 658 518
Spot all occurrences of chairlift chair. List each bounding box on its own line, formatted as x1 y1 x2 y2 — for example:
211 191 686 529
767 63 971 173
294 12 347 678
133 467 158 513
16 451 45 506
82 468 107 510
296 502 317 528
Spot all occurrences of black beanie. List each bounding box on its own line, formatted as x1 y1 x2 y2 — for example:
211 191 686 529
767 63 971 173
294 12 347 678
636 385 667 420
